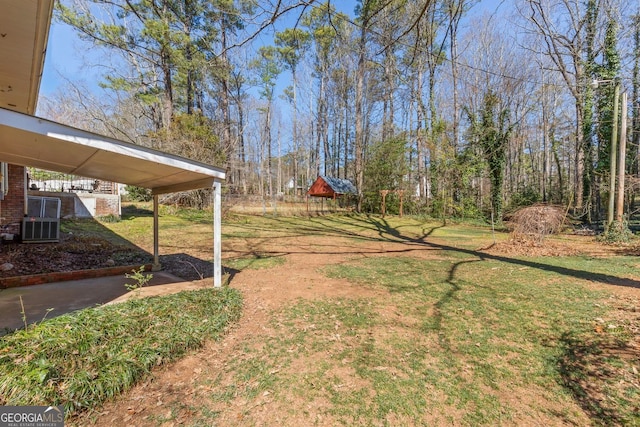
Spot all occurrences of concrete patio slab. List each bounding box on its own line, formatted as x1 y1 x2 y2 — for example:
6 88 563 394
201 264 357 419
0 271 195 335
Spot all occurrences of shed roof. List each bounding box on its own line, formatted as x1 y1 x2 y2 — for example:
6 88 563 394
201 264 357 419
307 176 356 198
323 176 357 194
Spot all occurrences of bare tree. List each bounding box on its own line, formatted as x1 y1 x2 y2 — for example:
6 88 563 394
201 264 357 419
521 0 611 213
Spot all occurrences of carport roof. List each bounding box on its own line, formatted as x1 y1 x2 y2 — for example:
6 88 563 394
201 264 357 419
0 0 225 194
0 107 225 194
0 0 225 286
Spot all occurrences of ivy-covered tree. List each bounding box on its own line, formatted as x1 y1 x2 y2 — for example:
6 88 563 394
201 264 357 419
466 91 513 221
633 14 640 178
595 17 621 175
581 0 598 218
363 137 409 214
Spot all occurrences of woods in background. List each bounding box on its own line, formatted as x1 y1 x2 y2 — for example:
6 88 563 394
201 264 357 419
41 0 640 222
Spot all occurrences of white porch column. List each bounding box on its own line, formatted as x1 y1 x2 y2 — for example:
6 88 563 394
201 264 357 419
152 194 161 271
213 180 222 287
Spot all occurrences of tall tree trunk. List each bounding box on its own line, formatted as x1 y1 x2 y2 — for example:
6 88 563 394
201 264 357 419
633 15 640 180
161 44 174 130
267 105 272 197
582 0 597 220
448 0 464 152
231 71 247 194
416 70 427 199
160 0 173 130
383 45 396 141
185 44 193 115
220 24 232 180
575 99 585 210
322 81 330 176
292 67 299 198
553 137 564 201
355 17 368 212
343 72 350 180
238 100 247 194
316 69 326 177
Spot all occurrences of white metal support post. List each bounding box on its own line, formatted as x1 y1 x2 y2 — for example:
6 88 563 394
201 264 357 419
213 180 222 287
153 194 161 271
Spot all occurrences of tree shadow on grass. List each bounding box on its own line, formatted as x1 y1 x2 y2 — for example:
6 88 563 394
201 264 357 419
155 253 240 284
250 214 640 289
556 331 636 426
364 216 640 423
159 253 212 281
229 213 640 422
430 257 483 351
365 216 640 290
233 213 640 289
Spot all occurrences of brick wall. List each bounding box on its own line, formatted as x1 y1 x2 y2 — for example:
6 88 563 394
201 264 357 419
0 164 25 235
96 195 120 216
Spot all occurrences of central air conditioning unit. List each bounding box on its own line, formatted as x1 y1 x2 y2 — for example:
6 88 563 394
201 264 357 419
22 196 61 242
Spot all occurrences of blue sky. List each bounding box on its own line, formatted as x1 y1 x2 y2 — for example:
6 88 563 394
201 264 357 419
40 1 360 99
41 23 84 96
39 0 506 102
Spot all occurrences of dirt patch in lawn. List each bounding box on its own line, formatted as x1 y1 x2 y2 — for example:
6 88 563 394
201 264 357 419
63 229 640 426
72 235 388 426
482 232 640 258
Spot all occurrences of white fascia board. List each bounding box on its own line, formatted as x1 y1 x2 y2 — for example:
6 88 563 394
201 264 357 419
151 177 217 195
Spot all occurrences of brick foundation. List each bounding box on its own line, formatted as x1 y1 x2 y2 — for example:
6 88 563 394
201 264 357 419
0 264 152 288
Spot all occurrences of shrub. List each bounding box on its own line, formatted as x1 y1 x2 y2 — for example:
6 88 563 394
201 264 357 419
123 185 152 202
597 220 634 244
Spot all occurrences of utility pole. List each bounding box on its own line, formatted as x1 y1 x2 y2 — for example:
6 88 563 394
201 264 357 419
616 91 628 222
607 82 620 229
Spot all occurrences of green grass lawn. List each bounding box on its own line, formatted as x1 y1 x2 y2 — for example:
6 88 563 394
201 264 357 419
321 255 634 424
202 251 636 425
208 214 639 426
2 209 639 425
